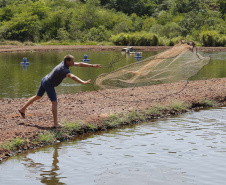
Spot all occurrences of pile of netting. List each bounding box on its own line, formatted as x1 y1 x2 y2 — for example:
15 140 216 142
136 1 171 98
93 41 210 91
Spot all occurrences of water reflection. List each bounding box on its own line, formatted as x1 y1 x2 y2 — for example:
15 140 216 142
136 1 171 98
39 147 64 185
20 63 30 71
20 146 65 185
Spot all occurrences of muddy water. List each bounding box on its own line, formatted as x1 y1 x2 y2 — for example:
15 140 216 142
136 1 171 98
1 107 226 185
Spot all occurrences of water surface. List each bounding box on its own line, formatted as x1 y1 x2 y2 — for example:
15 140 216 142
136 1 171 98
0 50 157 99
0 50 225 99
0 107 226 185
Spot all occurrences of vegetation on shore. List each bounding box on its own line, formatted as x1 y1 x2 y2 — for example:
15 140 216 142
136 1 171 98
0 98 217 161
0 0 225 47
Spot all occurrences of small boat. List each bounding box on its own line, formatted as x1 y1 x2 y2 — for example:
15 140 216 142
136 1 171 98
121 47 142 55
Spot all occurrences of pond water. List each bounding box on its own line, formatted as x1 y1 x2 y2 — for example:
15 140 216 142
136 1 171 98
1 50 226 184
0 50 225 99
0 107 226 185
0 50 158 99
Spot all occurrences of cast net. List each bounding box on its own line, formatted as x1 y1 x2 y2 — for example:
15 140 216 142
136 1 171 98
93 41 210 92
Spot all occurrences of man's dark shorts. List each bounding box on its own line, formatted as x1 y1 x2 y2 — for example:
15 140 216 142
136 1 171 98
37 77 57 101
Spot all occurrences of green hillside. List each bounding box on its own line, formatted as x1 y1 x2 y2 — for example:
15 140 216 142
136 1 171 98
0 0 225 46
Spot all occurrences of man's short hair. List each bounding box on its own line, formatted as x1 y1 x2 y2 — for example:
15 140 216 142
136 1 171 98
64 55 74 62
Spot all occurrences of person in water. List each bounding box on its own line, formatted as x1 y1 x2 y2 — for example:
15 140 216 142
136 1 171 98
19 54 101 128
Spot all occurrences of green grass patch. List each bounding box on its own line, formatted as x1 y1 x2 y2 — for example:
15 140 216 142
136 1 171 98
193 99 217 108
199 99 217 107
0 138 25 150
104 114 122 128
38 131 55 144
63 121 82 132
169 101 190 112
144 105 165 115
125 109 146 123
103 103 191 128
87 123 98 131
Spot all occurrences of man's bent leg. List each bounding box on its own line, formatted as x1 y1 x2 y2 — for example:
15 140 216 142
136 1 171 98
19 79 45 118
19 95 42 114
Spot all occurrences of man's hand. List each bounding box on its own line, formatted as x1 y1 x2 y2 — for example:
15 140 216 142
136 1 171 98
84 79 91 84
92 64 101 68
67 73 91 84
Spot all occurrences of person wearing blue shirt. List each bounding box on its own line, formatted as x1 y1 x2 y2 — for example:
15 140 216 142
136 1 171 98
19 54 101 128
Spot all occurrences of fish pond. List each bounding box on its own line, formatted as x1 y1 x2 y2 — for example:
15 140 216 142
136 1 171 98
0 50 226 185
0 50 157 99
0 50 226 99
0 107 226 185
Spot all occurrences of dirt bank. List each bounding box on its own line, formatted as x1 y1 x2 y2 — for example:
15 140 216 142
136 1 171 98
0 45 226 160
1 77 226 143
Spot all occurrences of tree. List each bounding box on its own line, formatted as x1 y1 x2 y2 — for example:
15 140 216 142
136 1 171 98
100 0 117 9
2 12 40 41
217 0 226 18
142 17 157 31
173 0 201 13
82 0 101 29
40 9 66 41
0 0 6 7
31 1 50 20
0 6 13 21
157 10 173 25
100 0 157 16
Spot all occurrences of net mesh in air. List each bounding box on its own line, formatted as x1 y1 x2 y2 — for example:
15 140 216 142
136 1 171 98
93 41 210 91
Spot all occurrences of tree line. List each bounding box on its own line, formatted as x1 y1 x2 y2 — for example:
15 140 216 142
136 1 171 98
0 0 225 46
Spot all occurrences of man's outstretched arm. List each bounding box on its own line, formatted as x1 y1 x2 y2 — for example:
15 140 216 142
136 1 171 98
66 73 91 84
73 62 101 68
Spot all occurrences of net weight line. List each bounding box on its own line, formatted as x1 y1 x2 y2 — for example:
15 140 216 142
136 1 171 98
92 79 189 103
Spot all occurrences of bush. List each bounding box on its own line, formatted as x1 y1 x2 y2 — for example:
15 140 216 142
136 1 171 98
57 28 69 42
23 41 36 46
157 11 173 25
217 36 226 46
162 23 185 38
157 37 170 46
200 30 226 46
111 32 158 46
0 40 22 45
86 26 111 42
113 21 131 34
142 17 157 31
149 24 164 36
169 36 184 46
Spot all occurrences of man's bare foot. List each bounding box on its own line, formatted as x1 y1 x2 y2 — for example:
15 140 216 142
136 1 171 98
18 110 25 118
53 123 64 128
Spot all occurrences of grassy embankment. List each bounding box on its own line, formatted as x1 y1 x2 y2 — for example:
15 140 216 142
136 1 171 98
0 40 113 46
